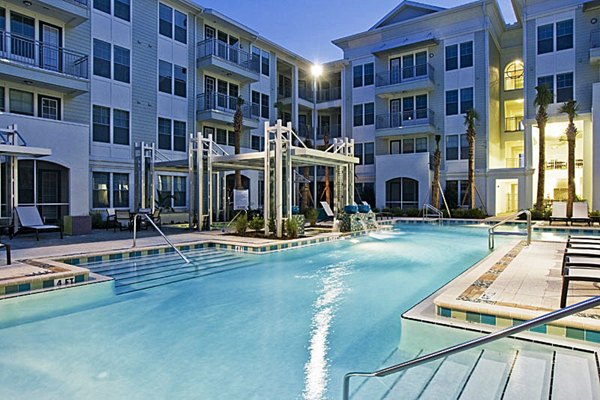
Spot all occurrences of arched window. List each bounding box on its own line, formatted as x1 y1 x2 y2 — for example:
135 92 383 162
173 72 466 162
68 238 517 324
504 61 524 91
386 177 418 209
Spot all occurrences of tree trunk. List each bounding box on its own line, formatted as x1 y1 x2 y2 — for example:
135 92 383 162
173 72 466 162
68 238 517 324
567 126 576 218
324 133 330 206
535 121 546 211
431 137 441 208
468 137 475 209
302 166 310 211
234 134 242 190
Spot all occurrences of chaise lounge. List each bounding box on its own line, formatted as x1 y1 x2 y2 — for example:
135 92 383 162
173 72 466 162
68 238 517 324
570 202 592 226
14 206 63 241
549 201 568 225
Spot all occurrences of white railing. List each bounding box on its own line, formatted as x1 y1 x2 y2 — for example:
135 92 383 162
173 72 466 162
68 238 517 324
422 203 443 224
488 209 531 249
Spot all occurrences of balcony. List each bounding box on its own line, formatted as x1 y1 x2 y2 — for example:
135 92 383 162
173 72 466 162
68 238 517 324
590 30 600 64
3 0 88 26
197 39 260 82
0 31 89 94
505 116 524 132
375 64 434 98
316 125 342 140
375 109 435 137
317 87 341 103
196 92 258 129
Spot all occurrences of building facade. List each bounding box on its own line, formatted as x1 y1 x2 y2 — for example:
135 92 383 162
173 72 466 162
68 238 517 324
0 0 598 223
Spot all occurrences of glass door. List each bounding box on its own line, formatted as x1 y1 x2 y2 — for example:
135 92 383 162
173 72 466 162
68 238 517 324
40 23 61 71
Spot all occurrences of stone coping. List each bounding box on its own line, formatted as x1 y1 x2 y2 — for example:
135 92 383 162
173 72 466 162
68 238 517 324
430 240 600 345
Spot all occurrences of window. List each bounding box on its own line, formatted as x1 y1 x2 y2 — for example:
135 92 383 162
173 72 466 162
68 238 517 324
92 105 110 143
556 19 573 51
261 94 269 119
459 41 473 68
504 61 524 90
353 104 363 126
537 23 554 54
445 44 458 71
460 134 468 160
215 128 227 145
355 143 363 164
93 39 111 78
537 75 554 101
228 130 235 146
158 117 171 150
158 60 172 94
174 10 187 44
446 90 458 115
0 87 4 112
157 175 186 208
251 91 260 117
113 109 129 145
9 89 33 116
415 137 427 153
261 50 270 76
38 95 61 120
92 172 110 208
112 173 129 208
251 135 264 151
556 72 573 102
364 102 374 125
113 45 130 83
364 63 374 86
460 87 473 114
174 65 186 97
402 138 414 154
353 65 363 87
94 0 110 14
173 120 186 152
159 3 173 38
252 46 261 71
173 176 186 207
364 142 374 165
445 180 470 208
10 12 34 60
446 134 468 161
390 137 427 154
386 177 418 209
114 0 130 21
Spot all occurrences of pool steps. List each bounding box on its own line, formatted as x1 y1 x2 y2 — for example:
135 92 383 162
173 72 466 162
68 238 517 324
350 347 599 399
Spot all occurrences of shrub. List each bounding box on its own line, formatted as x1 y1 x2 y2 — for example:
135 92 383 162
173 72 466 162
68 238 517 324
268 216 276 234
235 213 248 235
404 208 420 217
286 218 299 239
248 215 264 232
451 208 487 219
305 208 318 226
391 207 403 217
90 211 104 229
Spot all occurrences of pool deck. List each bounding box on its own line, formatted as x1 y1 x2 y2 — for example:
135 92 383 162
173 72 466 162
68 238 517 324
406 237 600 349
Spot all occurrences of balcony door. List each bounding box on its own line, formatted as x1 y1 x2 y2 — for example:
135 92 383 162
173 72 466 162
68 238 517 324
40 22 61 72
10 12 34 61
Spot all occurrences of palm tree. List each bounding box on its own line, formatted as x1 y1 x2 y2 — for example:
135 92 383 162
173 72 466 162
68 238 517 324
431 135 441 208
559 99 579 218
464 108 479 209
323 127 331 206
233 96 244 190
534 84 553 211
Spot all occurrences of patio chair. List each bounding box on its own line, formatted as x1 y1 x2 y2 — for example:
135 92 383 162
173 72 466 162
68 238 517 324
14 206 63 241
115 210 133 231
549 202 568 225
569 235 600 241
319 201 335 223
571 202 591 226
150 208 162 226
106 208 117 231
560 266 600 307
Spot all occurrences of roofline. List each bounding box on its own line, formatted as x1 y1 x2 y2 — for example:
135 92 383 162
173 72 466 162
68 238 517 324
369 0 445 31
201 9 259 38
333 0 507 48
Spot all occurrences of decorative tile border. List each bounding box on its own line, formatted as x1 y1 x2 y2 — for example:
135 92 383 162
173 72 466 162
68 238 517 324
436 305 600 344
393 219 600 235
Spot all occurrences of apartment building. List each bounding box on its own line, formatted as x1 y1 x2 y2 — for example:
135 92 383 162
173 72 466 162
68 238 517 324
1 0 600 224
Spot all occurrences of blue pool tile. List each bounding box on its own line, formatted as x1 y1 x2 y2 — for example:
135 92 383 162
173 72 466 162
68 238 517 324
585 330 600 343
438 307 452 318
74 275 85 283
109 253 123 261
481 314 496 325
42 280 54 289
18 283 31 292
530 324 547 334
5 285 18 294
70 258 80 265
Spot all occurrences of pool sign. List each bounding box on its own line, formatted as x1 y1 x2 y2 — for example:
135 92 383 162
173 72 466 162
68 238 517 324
54 277 75 286
233 189 249 210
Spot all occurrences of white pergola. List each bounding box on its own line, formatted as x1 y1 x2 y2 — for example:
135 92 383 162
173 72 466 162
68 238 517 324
189 120 358 238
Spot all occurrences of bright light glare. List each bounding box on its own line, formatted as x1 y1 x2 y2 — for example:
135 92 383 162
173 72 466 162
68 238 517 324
311 64 323 77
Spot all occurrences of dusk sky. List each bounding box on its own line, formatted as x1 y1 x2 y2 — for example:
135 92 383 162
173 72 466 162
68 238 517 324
194 0 517 63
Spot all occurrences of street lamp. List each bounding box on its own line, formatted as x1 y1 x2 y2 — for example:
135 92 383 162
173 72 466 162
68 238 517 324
310 64 323 209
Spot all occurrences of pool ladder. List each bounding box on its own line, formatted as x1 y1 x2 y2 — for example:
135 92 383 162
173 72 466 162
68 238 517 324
342 294 600 400
132 213 191 264
488 209 531 249
422 204 443 224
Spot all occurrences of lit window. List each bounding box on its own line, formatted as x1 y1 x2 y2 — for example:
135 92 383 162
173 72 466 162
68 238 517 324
504 61 524 91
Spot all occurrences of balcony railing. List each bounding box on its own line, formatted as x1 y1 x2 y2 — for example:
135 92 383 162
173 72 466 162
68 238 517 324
505 116 524 132
66 0 88 6
0 31 88 79
317 87 341 102
546 159 583 170
375 109 434 130
278 86 292 98
197 92 253 119
297 123 312 140
299 87 313 102
197 39 260 74
376 64 434 87
317 125 341 140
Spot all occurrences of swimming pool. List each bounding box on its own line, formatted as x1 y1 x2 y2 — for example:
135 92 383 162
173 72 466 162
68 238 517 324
0 225 535 398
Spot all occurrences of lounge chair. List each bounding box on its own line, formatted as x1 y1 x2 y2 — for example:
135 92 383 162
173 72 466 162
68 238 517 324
560 267 600 307
14 206 63 241
150 208 161 226
549 202 568 225
1 243 10 265
571 202 591 226
319 201 335 223
569 235 600 240
106 208 117 231
115 210 132 231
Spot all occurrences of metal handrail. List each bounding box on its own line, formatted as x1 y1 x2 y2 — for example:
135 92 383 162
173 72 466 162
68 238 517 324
342 294 600 400
488 209 531 249
132 213 190 264
422 204 443 223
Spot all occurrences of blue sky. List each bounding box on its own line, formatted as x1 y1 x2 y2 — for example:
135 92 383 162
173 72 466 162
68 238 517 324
194 0 516 63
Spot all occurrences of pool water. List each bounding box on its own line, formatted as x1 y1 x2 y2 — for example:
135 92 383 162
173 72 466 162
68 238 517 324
0 225 498 399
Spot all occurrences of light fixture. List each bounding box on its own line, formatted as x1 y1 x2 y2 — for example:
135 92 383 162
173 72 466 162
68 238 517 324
311 64 323 78
23 80 32 85
23 0 32 6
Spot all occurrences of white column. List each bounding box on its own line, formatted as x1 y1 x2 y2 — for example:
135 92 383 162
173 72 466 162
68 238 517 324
292 65 299 130
275 120 283 237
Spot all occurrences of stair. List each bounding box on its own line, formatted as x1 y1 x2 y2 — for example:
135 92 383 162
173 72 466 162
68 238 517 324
350 346 600 400
85 249 259 294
